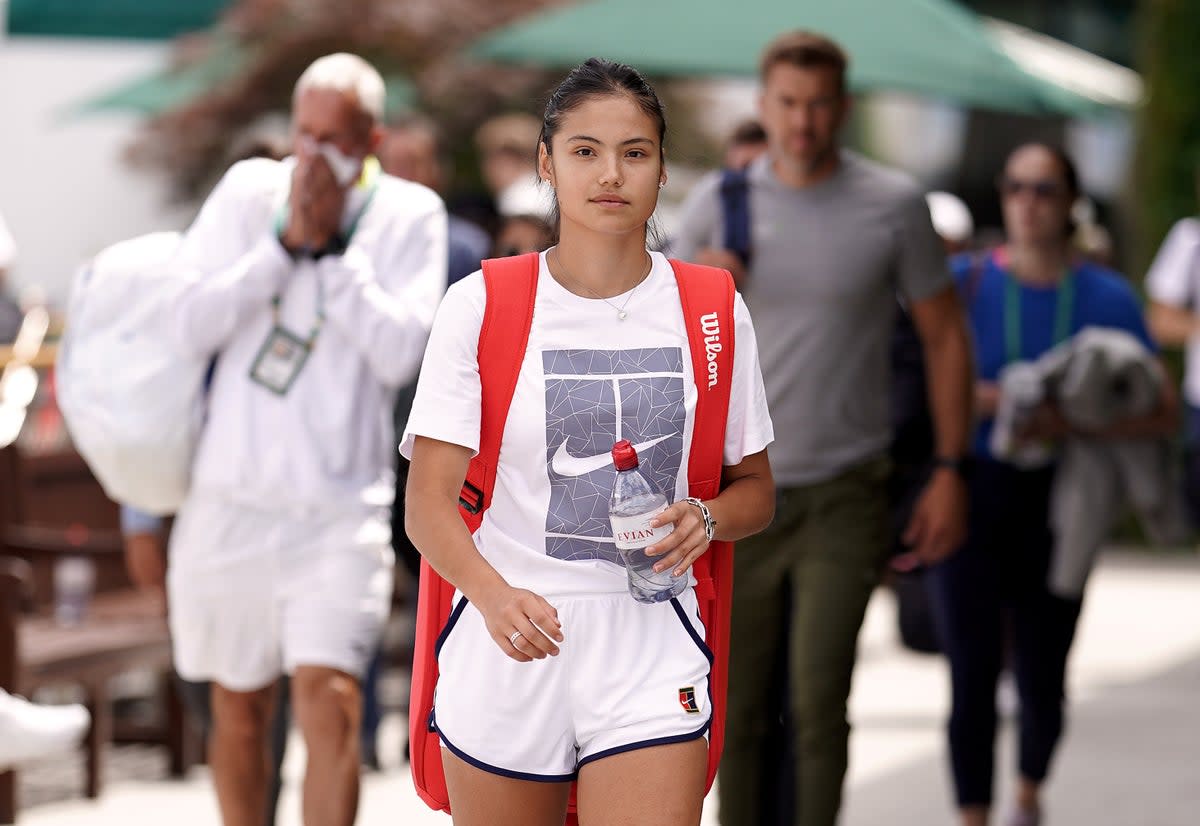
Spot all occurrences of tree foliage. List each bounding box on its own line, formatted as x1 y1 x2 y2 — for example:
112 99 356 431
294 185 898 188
1135 0 1200 268
132 0 569 200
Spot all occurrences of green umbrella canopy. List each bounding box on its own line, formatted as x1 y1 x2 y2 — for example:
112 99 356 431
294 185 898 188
75 40 250 117
7 0 229 40
472 0 1104 117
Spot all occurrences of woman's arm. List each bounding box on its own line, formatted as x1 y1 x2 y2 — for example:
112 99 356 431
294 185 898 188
405 435 563 662
644 448 775 578
1148 301 1200 348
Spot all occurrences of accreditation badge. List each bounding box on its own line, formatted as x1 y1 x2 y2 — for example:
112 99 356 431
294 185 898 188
249 326 311 395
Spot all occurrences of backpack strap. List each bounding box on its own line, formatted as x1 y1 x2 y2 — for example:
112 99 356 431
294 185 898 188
718 168 752 267
670 259 735 501
457 252 540 530
411 252 539 815
669 258 736 796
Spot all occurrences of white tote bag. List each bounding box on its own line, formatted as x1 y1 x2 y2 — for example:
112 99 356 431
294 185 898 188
57 232 207 514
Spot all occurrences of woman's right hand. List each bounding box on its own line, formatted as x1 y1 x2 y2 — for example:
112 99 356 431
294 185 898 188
476 584 564 662
975 381 1001 419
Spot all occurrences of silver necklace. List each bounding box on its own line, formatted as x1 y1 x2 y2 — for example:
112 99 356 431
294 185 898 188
552 248 650 321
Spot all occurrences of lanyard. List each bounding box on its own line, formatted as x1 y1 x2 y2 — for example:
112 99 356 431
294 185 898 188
271 276 325 345
1003 269 1075 364
270 156 381 345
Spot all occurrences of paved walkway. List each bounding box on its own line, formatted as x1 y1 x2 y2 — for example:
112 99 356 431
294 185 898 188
15 549 1200 825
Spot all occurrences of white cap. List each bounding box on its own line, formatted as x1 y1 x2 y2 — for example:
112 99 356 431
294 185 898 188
497 178 555 221
925 191 974 244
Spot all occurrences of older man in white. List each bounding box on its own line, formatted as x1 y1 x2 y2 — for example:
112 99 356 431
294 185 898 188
167 54 447 826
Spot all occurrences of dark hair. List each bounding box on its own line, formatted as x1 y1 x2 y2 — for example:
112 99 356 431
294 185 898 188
537 58 668 245
760 30 849 93
539 57 667 161
729 119 767 147
1005 142 1081 237
1006 142 1080 199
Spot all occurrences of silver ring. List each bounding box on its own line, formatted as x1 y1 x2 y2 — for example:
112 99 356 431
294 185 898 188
508 631 523 647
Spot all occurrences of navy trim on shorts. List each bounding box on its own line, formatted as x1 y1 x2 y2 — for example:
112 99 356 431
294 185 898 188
434 596 470 659
670 597 714 663
572 595 716 769
576 718 713 770
437 725 577 784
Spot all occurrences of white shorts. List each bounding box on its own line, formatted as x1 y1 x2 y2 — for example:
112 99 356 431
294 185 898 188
433 587 712 781
166 495 394 692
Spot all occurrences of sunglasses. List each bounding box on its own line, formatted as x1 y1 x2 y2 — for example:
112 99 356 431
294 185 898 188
997 177 1065 200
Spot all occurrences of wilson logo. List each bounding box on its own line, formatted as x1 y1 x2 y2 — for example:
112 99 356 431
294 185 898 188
699 312 722 389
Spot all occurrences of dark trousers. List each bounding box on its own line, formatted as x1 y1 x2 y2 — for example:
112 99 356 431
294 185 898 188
1183 403 1200 527
926 460 1082 808
719 457 892 826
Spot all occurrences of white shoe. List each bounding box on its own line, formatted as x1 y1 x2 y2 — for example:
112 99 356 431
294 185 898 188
0 689 90 770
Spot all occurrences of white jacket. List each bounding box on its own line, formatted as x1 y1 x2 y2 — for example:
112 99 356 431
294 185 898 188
172 157 448 514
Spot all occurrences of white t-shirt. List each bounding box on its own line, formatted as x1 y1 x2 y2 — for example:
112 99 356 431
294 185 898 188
1146 217 1200 404
402 250 774 598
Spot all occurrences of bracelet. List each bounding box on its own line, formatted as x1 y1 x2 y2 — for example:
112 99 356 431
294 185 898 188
683 497 716 542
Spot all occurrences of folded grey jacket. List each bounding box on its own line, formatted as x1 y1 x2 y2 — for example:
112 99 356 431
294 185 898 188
991 327 1188 597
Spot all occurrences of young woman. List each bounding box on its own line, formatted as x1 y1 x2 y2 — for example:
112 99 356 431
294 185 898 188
402 59 775 826
928 143 1178 826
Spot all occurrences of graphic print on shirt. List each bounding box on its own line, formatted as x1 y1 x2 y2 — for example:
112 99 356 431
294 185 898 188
544 348 685 564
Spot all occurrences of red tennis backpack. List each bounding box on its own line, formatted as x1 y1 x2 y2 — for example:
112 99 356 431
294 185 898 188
409 252 737 820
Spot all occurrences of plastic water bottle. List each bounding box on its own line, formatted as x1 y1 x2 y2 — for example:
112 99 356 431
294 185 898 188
609 439 687 604
53 556 96 627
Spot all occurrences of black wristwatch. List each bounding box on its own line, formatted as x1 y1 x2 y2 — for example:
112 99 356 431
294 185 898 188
277 231 347 261
932 455 971 479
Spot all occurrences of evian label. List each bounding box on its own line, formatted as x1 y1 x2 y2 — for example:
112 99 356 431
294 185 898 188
611 503 672 550
700 312 721 389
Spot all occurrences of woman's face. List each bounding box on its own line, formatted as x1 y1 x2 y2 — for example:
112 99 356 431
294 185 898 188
999 146 1075 247
538 93 665 240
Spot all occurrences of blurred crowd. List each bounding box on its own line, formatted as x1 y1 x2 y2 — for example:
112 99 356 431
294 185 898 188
1 24 1198 826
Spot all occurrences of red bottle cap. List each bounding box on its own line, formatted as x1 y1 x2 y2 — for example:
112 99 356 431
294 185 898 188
611 439 639 471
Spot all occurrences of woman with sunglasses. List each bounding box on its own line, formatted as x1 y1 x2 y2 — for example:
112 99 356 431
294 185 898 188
927 143 1177 826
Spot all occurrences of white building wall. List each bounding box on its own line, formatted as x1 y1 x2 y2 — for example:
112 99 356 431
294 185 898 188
0 36 194 307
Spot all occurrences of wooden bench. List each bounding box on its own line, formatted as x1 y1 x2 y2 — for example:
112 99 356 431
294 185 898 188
0 527 198 823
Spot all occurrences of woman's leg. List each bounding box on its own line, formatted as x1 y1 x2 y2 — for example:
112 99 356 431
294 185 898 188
576 739 707 826
1009 532 1083 818
926 463 1012 823
442 749 571 826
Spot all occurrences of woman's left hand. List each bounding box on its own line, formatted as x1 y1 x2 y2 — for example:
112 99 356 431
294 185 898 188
1017 401 1071 442
644 500 711 578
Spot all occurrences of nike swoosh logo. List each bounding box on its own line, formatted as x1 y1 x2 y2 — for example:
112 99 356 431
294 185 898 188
551 434 673 478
